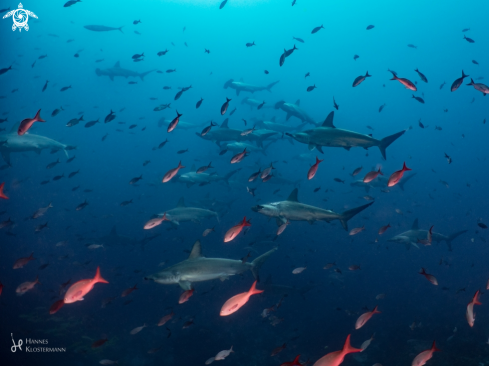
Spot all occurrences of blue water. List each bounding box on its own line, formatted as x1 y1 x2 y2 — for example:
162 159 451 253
1 0 488 365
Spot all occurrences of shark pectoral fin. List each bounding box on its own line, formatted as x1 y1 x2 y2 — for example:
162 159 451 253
343 146 351 151
308 220 315 225
316 145 324 154
178 281 192 290
307 143 315 151
63 149 68 158
219 276 229 282
109 75 114 81
285 113 292 121
275 217 287 226
236 90 240 96
172 220 180 226
412 242 420 249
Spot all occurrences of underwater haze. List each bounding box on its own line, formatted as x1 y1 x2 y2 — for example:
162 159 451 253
1 0 489 365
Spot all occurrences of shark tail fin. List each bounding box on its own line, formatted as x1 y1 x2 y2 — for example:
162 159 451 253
378 130 406 160
397 172 417 191
446 230 468 251
339 202 374 231
139 69 156 81
251 248 277 282
262 141 274 156
266 81 280 92
118 26 124 33
224 168 240 184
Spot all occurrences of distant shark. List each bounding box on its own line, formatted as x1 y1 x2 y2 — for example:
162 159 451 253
274 99 316 125
286 111 405 159
159 197 218 225
95 61 155 81
145 240 277 290
0 123 73 166
252 188 373 230
388 218 467 251
224 79 279 96
158 118 207 130
97 226 160 249
177 166 240 188
241 97 274 109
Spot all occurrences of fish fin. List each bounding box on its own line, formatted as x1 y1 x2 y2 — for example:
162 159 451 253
411 219 419 230
321 111 335 128
307 143 315 151
220 118 229 128
343 146 351 151
285 113 292 121
178 281 192 290
339 202 374 230
251 248 277 281
94 266 109 284
446 230 468 251
378 130 405 160
9 122 21 133
109 75 114 81
219 276 229 282
114 61 121 68
316 145 324 154
139 69 155 81
63 149 68 158
342 334 362 354
236 89 240 96
266 81 279 91
295 99 300 106
188 240 203 259
287 188 299 202
176 197 186 207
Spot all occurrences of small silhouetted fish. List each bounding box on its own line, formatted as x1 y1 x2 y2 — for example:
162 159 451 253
472 60 479 65
230 107 236 115
462 28 470 32
105 110 116 123
120 199 133 206
463 35 475 43
196 98 204 109
366 25 374 30
157 50 169 56
353 55 359 61
352 71 371 87
379 104 386 113
128 81 137 84
53 174 64 181
129 124 137 129
311 25 324 34
407 44 417 49
439 81 446 90
219 0 228 9
246 41 255 47
68 170 79 178
129 175 143 184
412 95 425 104
60 85 72 92
42 80 48 92
166 69 176 73
292 37 304 43
158 139 169 149
133 19 141 24
219 150 228 155
177 149 189 154
72 185 80 191
419 120 424 128
334 178 345 183
306 84 317 92
40 180 50 185
478 223 488 229
102 133 108 141
415 68 428 83
264 70 269 74
38 263 49 270
313 187 321 192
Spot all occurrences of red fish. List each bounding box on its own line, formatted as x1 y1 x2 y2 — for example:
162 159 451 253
271 343 286 356
411 340 440 366
224 216 251 242
18 109 46 135
0 182 8 199
92 338 108 348
419 268 438 286
261 163 275 179
220 280 263 316
230 148 248 164
451 70 468 92
178 289 194 304
49 299 65 314
355 305 380 329
390 72 417 91
167 110 182 132
16 276 41 296
312 334 361 366
13 253 35 269
349 226 365 236
281 355 304 366
387 162 411 187
158 311 175 326
378 224 391 235
144 213 168 229
162 161 185 182
121 284 138 297
64 266 109 304
308 157 323 180
363 168 382 183
466 290 481 327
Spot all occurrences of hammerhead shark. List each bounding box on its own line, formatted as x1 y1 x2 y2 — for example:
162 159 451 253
95 61 155 81
224 79 279 96
0 123 73 166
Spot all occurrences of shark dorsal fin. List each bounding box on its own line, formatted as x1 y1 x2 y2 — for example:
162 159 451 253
110 226 117 236
114 61 121 68
188 240 203 259
191 164 196 171
287 188 299 202
295 99 301 106
220 118 229 128
176 197 186 207
411 218 419 230
321 111 335 128
10 122 21 133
